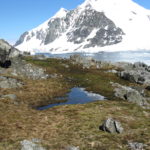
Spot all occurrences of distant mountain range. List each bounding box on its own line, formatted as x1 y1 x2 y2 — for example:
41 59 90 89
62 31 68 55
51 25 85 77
15 0 150 54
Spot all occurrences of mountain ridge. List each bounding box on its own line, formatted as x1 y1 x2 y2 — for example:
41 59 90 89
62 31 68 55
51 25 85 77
15 0 150 54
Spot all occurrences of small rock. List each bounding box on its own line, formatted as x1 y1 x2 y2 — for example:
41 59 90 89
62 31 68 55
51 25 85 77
145 86 150 90
99 118 124 134
128 142 147 150
20 140 46 150
65 146 80 150
106 70 118 73
1 94 17 100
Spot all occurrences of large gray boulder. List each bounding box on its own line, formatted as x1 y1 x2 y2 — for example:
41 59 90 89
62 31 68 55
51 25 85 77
0 39 48 80
20 140 46 150
111 82 149 107
118 62 150 85
0 76 23 89
99 118 124 134
0 39 20 66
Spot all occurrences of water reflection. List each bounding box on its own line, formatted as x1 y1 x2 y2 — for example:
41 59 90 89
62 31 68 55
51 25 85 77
38 87 105 110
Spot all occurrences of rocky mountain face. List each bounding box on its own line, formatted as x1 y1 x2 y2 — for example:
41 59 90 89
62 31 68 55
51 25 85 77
15 0 150 54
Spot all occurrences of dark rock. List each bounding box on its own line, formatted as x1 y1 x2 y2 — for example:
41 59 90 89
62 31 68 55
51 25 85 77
67 9 124 47
0 39 20 68
145 86 150 90
99 118 123 134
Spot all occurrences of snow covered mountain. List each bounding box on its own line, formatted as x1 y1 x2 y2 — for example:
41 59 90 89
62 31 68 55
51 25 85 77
15 0 150 54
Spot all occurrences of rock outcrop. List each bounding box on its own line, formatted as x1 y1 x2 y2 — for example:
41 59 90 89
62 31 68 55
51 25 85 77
118 62 150 85
0 76 23 89
0 39 48 80
111 82 149 108
70 54 112 69
11 57 49 80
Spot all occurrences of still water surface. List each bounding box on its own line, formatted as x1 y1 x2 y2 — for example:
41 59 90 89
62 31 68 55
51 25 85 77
38 87 105 110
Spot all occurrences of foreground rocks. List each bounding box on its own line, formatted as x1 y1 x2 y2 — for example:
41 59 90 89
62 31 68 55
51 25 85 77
0 39 48 80
128 141 147 150
11 58 49 80
0 39 20 67
65 146 80 150
99 118 124 134
20 139 46 150
111 82 150 108
117 62 150 85
0 94 17 100
0 76 23 89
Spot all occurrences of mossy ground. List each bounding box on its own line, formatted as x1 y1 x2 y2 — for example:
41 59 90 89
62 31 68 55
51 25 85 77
0 57 149 150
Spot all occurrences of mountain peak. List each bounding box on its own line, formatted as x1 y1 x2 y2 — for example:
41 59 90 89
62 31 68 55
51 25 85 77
15 0 150 54
53 8 68 18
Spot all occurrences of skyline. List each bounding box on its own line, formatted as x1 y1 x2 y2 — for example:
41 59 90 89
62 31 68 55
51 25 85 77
0 0 150 44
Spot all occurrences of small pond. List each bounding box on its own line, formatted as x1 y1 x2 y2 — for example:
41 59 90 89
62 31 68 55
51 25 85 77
38 87 106 110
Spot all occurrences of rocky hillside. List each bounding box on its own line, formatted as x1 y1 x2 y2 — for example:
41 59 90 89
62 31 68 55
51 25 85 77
15 0 150 54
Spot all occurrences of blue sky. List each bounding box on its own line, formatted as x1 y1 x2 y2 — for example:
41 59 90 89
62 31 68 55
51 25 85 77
0 0 149 44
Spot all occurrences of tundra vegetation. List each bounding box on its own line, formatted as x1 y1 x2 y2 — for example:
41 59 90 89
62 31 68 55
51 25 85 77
0 55 150 150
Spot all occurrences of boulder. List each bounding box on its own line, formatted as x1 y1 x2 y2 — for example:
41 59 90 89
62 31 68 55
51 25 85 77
20 140 46 150
0 76 23 89
0 39 48 80
128 142 147 150
99 118 123 134
117 62 150 85
111 83 149 107
0 39 20 67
